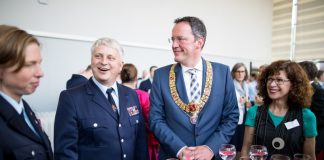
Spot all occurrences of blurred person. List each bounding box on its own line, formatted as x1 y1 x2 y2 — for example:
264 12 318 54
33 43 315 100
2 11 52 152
254 64 268 106
139 66 157 93
299 61 324 160
137 70 148 88
0 25 53 160
121 63 159 160
54 38 148 160
230 63 252 153
241 60 317 159
150 16 239 160
248 73 258 106
66 64 92 89
317 70 324 89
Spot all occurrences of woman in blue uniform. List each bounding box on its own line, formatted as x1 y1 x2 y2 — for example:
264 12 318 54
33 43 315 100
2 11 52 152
0 25 53 160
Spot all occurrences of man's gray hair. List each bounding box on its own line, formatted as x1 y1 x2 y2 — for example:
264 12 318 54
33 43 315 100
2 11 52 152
91 37 124 58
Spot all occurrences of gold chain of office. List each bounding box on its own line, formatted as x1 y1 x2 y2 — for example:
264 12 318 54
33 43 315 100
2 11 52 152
169 61 213 115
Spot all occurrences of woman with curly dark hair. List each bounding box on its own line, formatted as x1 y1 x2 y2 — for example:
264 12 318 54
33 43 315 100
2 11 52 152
240 60 317 159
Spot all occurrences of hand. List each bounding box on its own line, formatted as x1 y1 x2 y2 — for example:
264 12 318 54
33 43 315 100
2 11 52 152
188 145 214 160
245 101 252 108
179 147 194 160
239 96 246 105
254 95 264 105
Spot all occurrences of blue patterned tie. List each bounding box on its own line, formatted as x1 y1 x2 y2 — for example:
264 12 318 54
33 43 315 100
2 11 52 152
188 69 201 102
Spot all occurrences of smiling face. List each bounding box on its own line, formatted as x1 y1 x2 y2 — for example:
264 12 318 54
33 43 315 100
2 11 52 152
91 45 123 87
266 70 291 102
171 22 204 67
0 43 44 101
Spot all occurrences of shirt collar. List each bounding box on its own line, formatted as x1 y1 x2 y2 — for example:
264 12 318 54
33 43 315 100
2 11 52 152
0 91 24 114
92 77 118 96
181 58 203 73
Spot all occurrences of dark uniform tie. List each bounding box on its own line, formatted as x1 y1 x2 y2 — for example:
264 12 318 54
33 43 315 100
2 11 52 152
21 108 40 137
106 88 119 117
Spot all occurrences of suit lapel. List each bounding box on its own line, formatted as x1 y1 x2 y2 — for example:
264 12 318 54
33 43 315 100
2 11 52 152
88 79 119 121
174 63 189 104
197 59 210 119
0 96 42 143
23 101 52 150
201 59 207 95
117 84 129 121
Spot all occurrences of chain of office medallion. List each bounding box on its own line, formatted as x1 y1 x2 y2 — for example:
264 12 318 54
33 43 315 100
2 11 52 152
169 61 213 114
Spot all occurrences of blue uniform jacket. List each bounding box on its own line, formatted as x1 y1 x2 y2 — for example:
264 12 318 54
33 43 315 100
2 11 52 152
54 79 148 160
0 96 53 160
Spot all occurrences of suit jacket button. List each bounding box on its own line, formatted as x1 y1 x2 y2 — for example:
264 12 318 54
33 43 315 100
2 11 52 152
93 123 98 127
119 123 122 127
136 120 139 123
31 150 35 156
123 154 127 158
121 139 124 143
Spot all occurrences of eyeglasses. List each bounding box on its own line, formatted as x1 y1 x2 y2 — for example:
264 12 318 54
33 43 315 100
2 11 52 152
168 36 189 44
266 77 290 85
235 70 245 73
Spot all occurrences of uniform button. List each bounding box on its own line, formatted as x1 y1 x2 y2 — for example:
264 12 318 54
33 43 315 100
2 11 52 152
93 123 98 127
121 139 124 143
123 154 127 158
31 150 35 156
119 123 122 127
136 120 139 123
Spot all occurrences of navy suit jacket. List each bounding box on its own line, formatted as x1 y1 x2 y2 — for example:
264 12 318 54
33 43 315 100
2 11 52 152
54 79 148 160
0 96 53 160
66 74 88 89
139 79 152 92
149 59 239 159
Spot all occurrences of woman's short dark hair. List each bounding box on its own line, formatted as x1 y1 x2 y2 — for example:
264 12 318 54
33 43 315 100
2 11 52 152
257 60 313 108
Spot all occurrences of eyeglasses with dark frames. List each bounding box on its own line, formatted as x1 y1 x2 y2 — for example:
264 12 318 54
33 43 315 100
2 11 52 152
266 77 290 85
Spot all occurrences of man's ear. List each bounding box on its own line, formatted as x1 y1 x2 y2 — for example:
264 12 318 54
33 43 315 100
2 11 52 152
196 37 205 49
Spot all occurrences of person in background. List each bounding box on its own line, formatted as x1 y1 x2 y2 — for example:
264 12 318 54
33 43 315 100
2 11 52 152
121 63 159 160
248 73 257 106
66 64 92 89
137 69 149 88
317 70 324 89
254 64 268 106
139 66 157 93
299 61 324 160
54 37 148 160
0 25 53 160
230 63 252 154
241 60 317 159
150 16 239 160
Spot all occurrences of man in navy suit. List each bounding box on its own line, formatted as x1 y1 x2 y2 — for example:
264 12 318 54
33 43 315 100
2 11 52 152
139 66 157 93
54 38 148 160
149 16 239 160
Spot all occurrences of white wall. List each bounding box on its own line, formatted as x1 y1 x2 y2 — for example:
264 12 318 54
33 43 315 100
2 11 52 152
0 0 272 111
